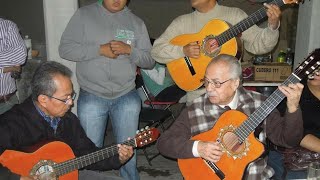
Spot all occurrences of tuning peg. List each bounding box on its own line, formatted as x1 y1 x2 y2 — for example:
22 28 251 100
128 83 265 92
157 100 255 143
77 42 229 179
145 126 149 129
136 130 140 134
140 128 145 132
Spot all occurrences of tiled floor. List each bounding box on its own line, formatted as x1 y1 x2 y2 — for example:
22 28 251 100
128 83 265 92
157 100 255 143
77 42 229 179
137 147 183 180
137 104 184 180
104 148 183 180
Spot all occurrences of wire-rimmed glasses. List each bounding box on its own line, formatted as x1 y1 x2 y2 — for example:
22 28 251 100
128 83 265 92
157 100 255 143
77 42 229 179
45 92 77 104
201 77 231 88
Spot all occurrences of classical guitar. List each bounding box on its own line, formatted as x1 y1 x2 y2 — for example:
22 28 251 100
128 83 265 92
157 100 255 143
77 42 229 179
167 0 300 91
0 127 160 180
178 49 320 180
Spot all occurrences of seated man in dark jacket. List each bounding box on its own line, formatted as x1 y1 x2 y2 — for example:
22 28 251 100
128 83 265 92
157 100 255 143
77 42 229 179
157 54 304 179
0 61 133 180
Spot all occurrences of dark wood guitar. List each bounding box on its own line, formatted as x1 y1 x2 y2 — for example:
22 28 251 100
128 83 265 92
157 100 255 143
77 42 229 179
167 0 300 91
178 49 320 180
0 127 160 180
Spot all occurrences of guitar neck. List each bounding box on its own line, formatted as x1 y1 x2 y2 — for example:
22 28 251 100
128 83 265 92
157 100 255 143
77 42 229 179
216 0 284 45
53 139 136 176
236 73 301 142
236 49 320 141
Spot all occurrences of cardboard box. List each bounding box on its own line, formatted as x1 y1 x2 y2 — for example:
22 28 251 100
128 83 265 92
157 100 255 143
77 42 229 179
254 63 292 82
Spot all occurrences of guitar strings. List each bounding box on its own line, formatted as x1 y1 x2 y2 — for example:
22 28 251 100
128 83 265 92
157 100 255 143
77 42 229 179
53 141 135 174
53 140 133 175
234 56 317 143
216 0 282 45
235 74 298 142
52 133 153 176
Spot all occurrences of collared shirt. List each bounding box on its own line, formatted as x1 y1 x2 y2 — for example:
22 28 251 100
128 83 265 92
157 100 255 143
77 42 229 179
218 90 239 110
33 100 61 132
0 18 27 96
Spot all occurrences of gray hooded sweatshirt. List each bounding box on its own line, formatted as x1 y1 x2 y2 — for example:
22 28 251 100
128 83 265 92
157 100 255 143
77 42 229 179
59 2 154 99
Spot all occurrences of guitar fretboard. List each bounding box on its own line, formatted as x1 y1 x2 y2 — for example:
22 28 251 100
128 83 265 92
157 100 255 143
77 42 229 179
234 50 320 142
53 139 136 176
235 74 300 142
216 0 284 46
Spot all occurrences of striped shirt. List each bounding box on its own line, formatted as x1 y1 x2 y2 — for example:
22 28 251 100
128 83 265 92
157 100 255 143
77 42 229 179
0 18 27 96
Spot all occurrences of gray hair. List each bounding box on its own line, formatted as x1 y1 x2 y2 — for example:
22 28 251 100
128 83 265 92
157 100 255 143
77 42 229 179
206 54 242 80
31 61 72 101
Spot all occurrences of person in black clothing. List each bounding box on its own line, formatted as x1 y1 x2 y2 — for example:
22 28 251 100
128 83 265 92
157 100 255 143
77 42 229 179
0 61 133 180
268 69 320 179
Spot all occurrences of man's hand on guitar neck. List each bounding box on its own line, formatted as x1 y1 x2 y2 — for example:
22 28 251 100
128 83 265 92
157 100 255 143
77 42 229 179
264 3 281 30
183 42 200 59
278 83 304 113
197 141 223 162
118 143 134 164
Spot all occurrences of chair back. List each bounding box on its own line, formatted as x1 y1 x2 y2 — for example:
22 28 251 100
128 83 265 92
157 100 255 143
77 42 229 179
136 68 156 109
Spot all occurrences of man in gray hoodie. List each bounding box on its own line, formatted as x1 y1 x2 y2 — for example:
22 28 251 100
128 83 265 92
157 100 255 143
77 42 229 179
59 0 154 179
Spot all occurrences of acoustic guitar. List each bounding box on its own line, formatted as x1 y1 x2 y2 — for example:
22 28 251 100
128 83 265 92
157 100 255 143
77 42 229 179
178 49 320 180
0 127 160 180
167 0 300 91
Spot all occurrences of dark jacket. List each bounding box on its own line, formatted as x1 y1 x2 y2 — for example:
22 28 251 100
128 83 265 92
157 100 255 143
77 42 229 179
0 97 121 178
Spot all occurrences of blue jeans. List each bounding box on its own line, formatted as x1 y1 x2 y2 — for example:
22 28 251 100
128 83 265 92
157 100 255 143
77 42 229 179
78 89 141 180
268 150 307 180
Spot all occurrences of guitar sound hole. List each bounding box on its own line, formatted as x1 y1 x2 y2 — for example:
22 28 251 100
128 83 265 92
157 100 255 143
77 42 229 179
221 132 245 154
34 164 56 180
202 37 220 57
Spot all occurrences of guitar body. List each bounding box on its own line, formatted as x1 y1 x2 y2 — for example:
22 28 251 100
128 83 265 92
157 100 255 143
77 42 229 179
178 110 264 180
168 19 240 91
0 141 77 180
0 127 160 180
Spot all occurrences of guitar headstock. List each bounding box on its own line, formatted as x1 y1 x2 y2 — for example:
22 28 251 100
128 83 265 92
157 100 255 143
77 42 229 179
283 0 301 4
294 49 320 80
135 127 160 148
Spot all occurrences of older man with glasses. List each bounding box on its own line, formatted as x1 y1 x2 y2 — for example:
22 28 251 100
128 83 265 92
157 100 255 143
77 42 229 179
0 61 133 180
157 54 304 179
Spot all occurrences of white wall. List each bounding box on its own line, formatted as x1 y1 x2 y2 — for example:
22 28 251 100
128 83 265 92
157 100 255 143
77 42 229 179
43 0 79 114
294 0 320 68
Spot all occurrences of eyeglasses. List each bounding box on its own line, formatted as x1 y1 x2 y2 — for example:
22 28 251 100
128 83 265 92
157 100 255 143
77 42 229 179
201 77 231 88
46 92 77 104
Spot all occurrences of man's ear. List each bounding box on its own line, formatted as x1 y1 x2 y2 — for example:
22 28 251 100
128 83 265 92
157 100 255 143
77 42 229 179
37 95 48 107
233 79 240 91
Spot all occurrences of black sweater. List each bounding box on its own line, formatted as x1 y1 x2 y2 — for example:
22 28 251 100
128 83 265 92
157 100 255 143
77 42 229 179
0 97 121 178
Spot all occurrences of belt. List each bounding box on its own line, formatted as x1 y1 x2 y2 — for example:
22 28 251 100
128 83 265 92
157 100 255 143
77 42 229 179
0 92 15 103
268 142 286 152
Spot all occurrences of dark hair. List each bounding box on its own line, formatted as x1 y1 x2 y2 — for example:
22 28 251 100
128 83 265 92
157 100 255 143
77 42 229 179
31 61 72 101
